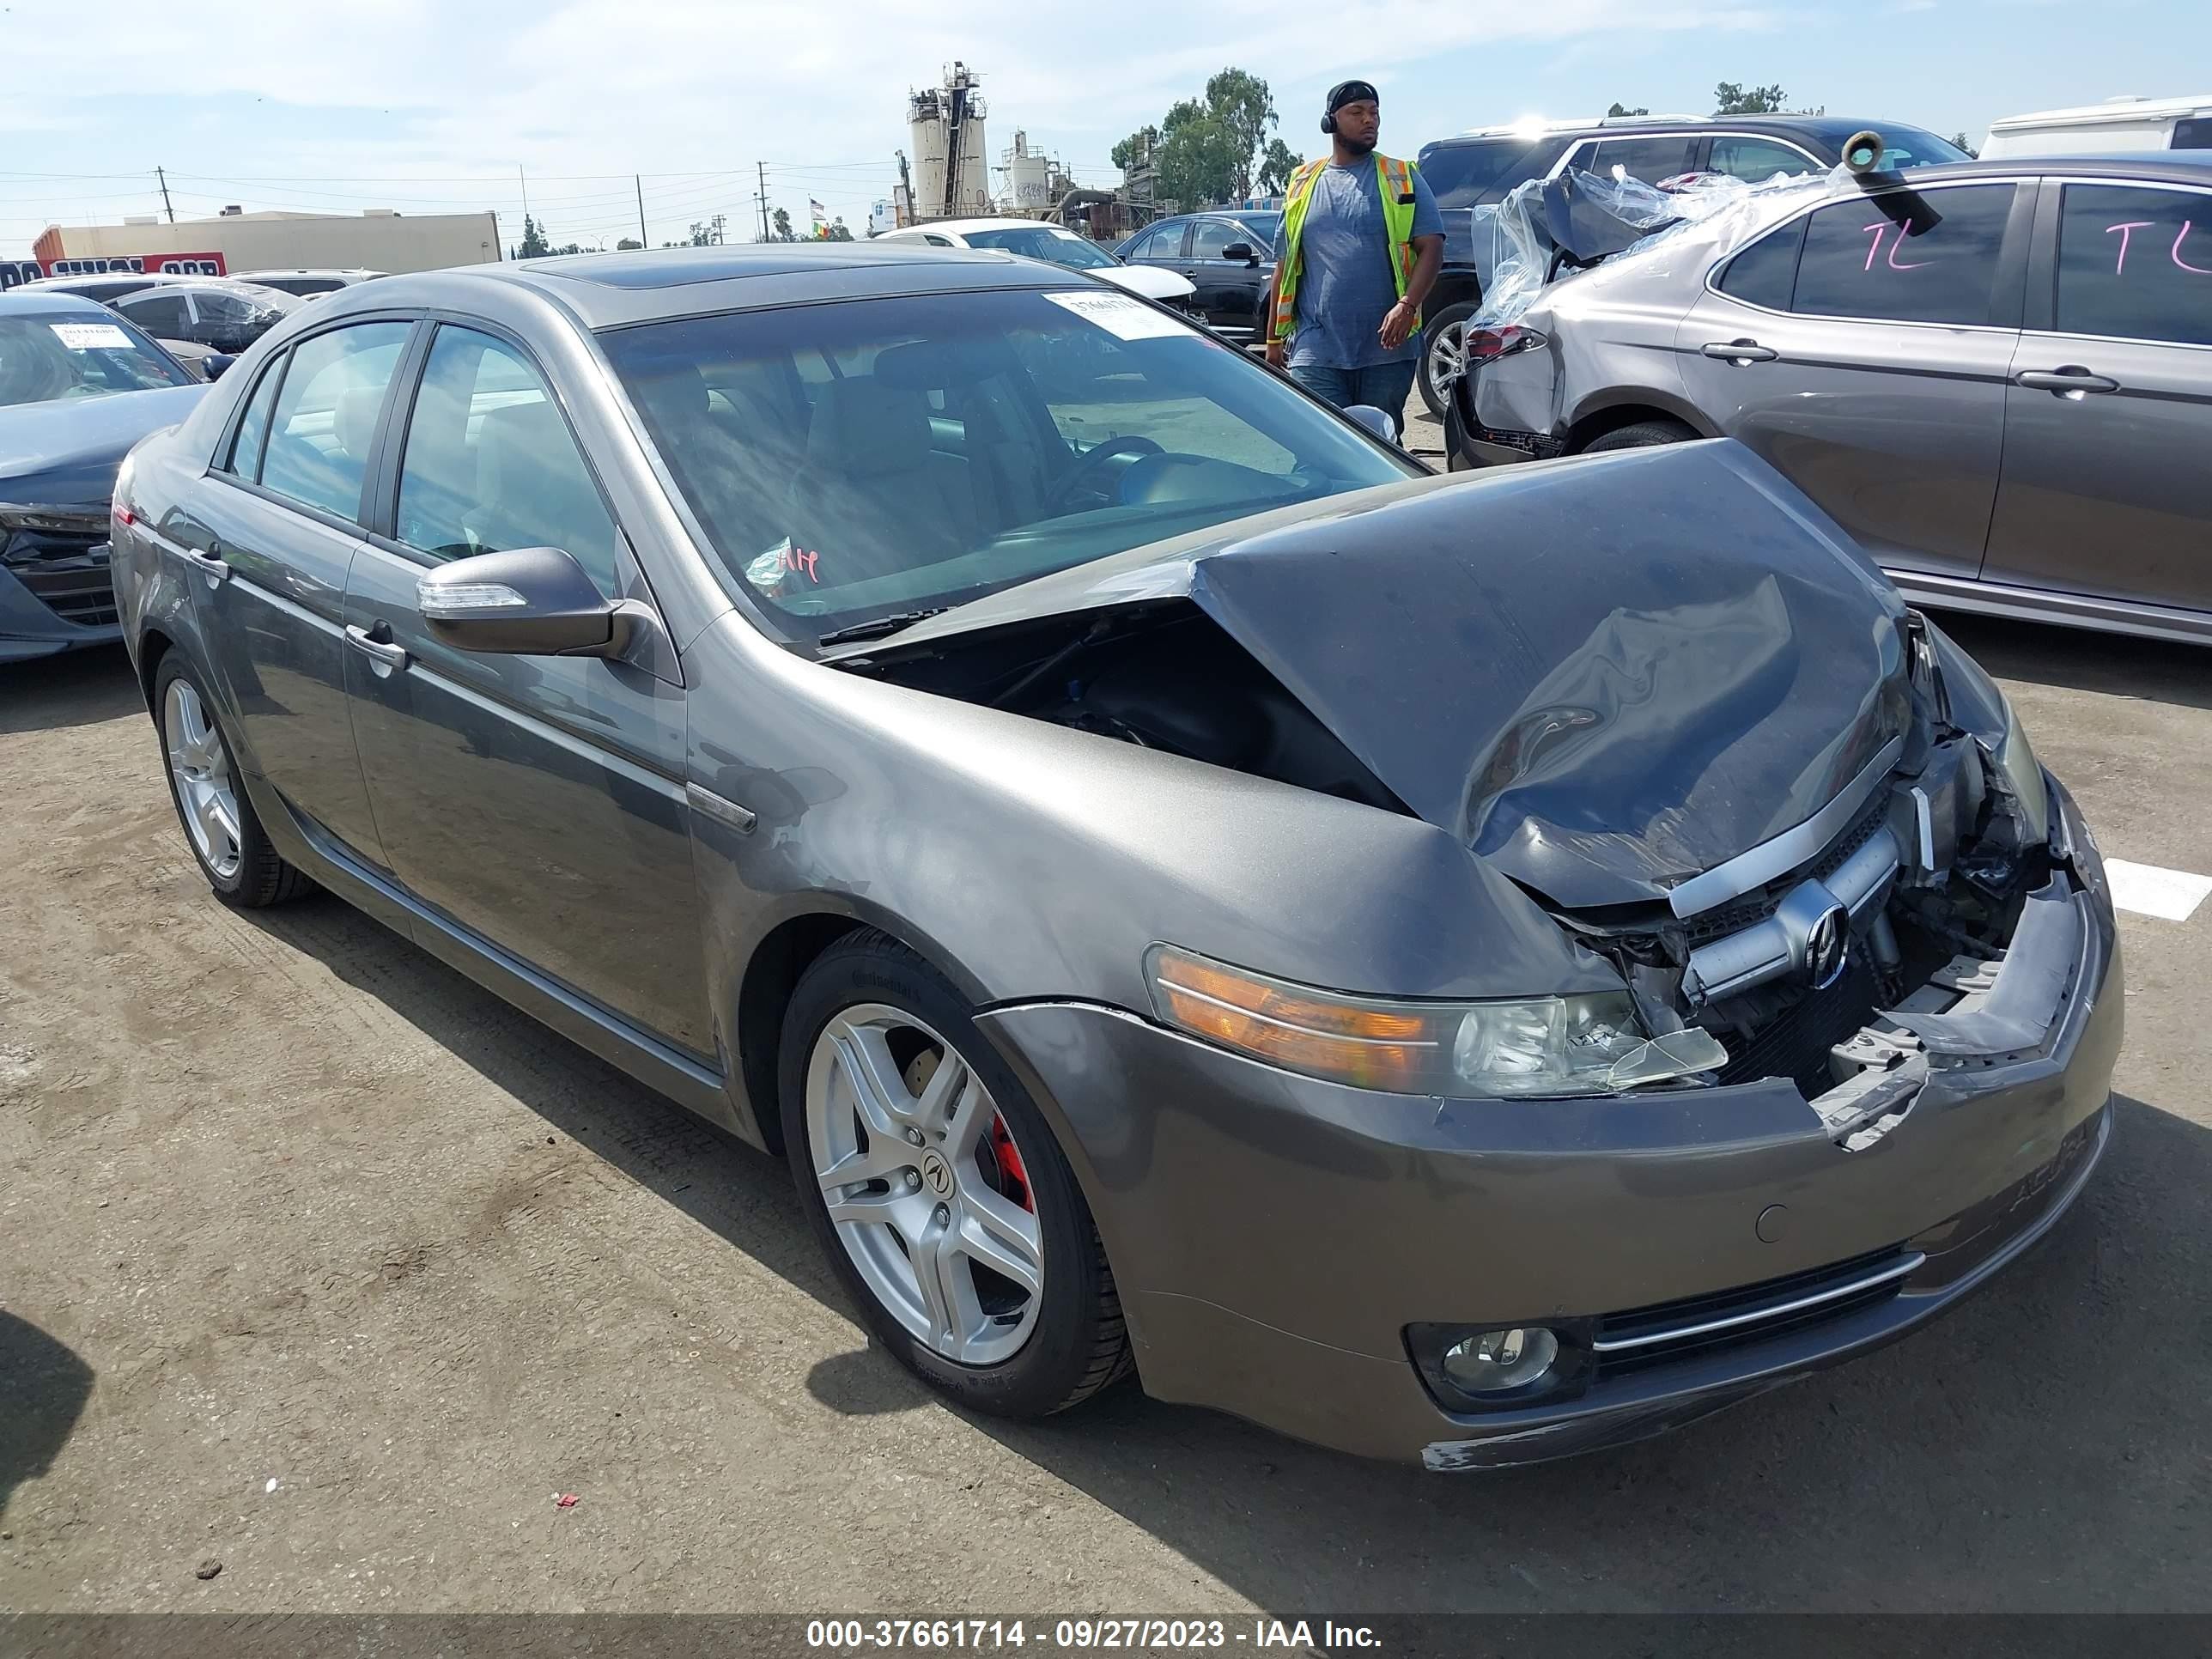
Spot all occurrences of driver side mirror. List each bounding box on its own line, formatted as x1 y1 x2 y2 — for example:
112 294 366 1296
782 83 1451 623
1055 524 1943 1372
201 352 236 382
1341 404 1401 446
1220 241 1259 266
417 546 640 658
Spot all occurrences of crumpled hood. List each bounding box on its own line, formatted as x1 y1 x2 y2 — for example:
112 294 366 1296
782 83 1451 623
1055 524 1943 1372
0 383 205 504
1183 441 1911 909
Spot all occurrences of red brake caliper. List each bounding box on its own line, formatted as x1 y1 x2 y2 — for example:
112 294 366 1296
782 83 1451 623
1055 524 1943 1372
988 1113 1035 1212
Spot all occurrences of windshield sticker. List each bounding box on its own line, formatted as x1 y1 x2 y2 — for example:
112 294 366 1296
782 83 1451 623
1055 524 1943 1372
1042 289 1188 340
747 539 823 590
50 322 133 351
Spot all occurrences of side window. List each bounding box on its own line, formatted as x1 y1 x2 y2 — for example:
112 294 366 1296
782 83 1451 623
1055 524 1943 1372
921 234 954 247
2171 118 2212 150
258 322 412 521
2054 184 2212 347
118 292 188 336
1790 185 2016 325
395 326 622 592
1127 224 1182 261
1708 137 1817 183
1717 216 1808 310
1189 220 1245 259
223 353 287 480
1584 135 1695 184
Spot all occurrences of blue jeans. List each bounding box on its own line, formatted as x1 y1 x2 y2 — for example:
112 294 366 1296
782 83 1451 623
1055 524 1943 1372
1288 358 1419 420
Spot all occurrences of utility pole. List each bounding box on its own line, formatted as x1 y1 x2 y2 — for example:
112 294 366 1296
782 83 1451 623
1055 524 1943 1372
710 213 726 246
518 164 532 239
155 167 175 224
895 149 913 228
635 174 647 246
756 162 771 241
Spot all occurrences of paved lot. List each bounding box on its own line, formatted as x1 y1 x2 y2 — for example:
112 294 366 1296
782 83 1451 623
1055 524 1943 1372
3 606 2208 1616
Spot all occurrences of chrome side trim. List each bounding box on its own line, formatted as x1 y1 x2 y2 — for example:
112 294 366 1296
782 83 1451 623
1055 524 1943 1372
1593 1250 1925 1354
1669 734 1905 919
1887 568 2212 648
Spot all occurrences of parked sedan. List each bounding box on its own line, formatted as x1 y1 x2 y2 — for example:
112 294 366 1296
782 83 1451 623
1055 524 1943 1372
112 243 2118 1468
872 218 1202 319
110 280 300 356
1114 210 1281 341
1452 153 2212 646
0 289 202 661
231 267 387 300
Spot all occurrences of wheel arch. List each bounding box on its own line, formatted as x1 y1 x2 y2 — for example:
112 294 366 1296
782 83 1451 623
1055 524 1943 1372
136 626 177 714
1564 390 1717 453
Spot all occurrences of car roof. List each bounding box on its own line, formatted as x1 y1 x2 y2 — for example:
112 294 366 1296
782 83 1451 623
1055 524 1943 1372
235 267 378 277
1990 93 2212 129
1149 208 1278 224
1432 114 1936 146
0 287 117 316
884 218 1073 238
1863 152 2212 185
295 241 1092 331
16 270 193 289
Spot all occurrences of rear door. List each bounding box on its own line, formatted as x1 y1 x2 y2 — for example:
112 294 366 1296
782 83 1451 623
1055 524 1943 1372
1983 178 2212 614
1674 179 2031 579
161 319 415 866
340 321 710 1054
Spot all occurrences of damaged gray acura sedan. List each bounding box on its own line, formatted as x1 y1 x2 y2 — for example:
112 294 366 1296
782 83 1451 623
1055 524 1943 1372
108 243 2120 1468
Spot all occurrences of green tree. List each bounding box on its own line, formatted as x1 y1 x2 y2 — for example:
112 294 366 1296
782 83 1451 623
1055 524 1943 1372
516 214 551 258
685 221 714 246
826 217 854 241
1258 137 1302 194
1607 101 1650 117
1139 67 1285 209
1712 82 1790 115
616 237 643 250
1948 131 1978 156
771 207 793 242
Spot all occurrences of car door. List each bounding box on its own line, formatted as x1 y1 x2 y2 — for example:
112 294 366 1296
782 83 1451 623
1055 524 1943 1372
1982 178 2212 614
160 319 415 867
1183 219 1267 330
340 321 711 1056
1674 180 2031 579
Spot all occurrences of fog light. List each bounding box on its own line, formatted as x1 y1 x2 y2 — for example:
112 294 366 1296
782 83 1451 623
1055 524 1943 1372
1442 1327 1559 1394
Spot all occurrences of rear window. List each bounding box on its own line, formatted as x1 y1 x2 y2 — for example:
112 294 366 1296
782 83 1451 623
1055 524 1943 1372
1418 138 1550 210
1789 184 2017 325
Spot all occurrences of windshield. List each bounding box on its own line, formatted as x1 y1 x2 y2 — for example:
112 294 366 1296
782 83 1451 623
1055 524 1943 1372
961 227 1119 270
0 313 193 407
603 288 1418 641
1878 126 1976 168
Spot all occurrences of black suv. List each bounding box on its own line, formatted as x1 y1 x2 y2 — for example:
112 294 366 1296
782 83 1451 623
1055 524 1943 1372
1411 114 1972 412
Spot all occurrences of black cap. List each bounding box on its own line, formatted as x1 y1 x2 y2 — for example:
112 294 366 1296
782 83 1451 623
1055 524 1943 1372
1325 79 1379 116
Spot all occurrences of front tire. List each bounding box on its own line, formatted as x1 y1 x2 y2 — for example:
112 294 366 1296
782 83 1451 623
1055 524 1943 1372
781 932 1133 1418
153 655 312 908
1416 299 1480 417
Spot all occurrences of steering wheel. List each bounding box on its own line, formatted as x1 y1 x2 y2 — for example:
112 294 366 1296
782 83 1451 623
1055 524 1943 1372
1044 434 1164 515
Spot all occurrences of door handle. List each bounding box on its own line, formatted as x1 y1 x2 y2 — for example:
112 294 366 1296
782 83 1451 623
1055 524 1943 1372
344 623 410 677
179 545 229 585
2016 367 2118 398
1701 339 1778 363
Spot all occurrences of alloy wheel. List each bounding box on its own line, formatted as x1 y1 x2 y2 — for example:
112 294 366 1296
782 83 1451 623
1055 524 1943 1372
805 1005 1045 1367
1427 319 1467 395
163 678 243 881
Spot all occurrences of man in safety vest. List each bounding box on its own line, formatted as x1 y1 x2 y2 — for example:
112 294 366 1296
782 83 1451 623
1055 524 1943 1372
1261 79 1443 418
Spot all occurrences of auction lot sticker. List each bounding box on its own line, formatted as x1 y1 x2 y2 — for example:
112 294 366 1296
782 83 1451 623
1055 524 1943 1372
50 322 135 350
1042 290 1189 340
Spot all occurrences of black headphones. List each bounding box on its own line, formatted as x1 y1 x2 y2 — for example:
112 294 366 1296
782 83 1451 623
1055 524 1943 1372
1322 79 1378 136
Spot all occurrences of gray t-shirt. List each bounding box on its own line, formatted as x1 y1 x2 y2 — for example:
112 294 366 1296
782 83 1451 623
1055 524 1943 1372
1273 160 1443 369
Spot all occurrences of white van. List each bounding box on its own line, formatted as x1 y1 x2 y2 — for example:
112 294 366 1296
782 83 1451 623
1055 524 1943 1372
1981 94 2212 159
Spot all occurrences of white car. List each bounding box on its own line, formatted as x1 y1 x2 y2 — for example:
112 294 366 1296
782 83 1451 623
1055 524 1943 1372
872 218 1202 315
230 267 387 300
1981 93 2212 158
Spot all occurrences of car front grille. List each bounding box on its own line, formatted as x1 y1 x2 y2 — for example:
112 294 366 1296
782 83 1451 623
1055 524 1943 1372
1592 1244 1919 1378
3 517 117 629
1717 957 1882 1097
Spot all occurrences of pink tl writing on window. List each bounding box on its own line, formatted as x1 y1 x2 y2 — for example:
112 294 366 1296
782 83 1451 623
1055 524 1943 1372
2102 220 2212 276
1861 222 1931 272
781 546 822 583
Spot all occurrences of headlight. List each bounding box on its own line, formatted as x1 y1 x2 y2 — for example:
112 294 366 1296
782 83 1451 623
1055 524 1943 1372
1991 694 2051 846
1145 945 1726 1097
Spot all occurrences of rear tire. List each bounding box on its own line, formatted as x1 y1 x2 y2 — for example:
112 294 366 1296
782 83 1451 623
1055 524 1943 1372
1580 417 1698 454
781 931 1133 1419
153 654 313 909
1416 300 1480 417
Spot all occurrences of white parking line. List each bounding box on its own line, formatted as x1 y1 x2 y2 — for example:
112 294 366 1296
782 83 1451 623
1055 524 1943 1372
2106 860 2212 922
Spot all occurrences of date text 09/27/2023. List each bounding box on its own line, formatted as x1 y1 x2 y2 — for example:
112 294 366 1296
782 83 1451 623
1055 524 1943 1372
805 1620 1384 1650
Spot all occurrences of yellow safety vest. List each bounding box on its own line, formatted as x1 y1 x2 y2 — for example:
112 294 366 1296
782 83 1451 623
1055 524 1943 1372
1270 153 1424 343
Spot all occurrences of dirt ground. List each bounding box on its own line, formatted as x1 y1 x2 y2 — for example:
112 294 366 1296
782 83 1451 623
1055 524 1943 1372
3 591 2209 1615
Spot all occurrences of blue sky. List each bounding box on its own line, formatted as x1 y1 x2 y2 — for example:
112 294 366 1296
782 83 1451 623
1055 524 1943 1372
3 0 2206 259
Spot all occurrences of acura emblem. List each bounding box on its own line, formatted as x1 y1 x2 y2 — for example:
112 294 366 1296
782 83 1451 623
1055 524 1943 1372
1802 903 1850 990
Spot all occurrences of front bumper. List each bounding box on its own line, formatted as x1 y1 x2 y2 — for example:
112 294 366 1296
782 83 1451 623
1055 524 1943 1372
978 823 2121 1468
1 539 123 662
